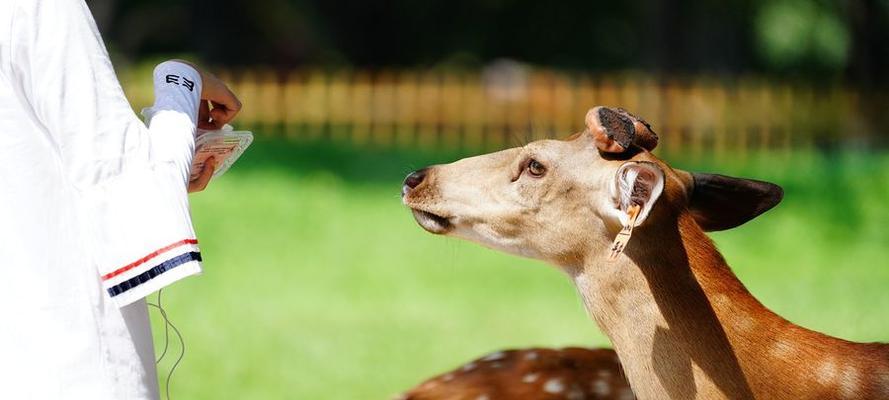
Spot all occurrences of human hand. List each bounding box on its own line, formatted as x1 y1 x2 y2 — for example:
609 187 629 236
188 156 216 193
171 59 242 130
197 71 241 130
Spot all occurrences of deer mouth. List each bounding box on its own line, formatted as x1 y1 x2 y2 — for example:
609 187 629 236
410 208 453 234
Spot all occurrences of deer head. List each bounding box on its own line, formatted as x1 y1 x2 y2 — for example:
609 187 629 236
400 108 889 399
401 106 782 269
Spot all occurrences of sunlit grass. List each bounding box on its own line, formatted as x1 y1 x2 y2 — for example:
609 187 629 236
151 138 889 399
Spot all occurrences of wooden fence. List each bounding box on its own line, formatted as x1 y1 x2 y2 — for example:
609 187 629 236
122 67 888 155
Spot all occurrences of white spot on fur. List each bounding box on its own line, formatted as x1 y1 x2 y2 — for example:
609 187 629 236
522 373 540 383
713 293 731 307
524 351 539 360
475 395 490 400
462 362 477 372
839 366 861 399
481 351 506 361
490 362 504 369
592 379 611 396
543 378 565 394
817 358 838 385
769 338 795 359
736 314 756 331
442 373 454 382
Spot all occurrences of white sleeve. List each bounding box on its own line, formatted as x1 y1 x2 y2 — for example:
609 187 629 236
90 62 205 307
5 0 205 306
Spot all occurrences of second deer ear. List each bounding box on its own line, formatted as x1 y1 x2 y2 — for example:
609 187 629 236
687 172 784 231
611 161 665 227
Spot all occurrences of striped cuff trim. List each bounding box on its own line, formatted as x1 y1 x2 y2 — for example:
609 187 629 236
107 251 202 298
102 238 199 281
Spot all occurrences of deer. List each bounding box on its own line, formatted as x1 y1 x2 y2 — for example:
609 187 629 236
399 106 889 399
398 347 635 400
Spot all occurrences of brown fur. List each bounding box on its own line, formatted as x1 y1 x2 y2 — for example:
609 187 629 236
612 212 889 399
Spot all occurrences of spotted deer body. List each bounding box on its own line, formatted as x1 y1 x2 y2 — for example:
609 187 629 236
400 107 889 399
401 348 635 400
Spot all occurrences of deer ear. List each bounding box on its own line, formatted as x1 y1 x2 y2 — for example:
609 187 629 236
611 161 666 227
586 106 659 154
687 172 784 231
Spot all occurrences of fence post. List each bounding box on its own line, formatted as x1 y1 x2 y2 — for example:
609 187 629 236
255 68 281 135
371 70 396 147
552 72 575 138
528 70 553 141
462 73 485 150
283 70 306 137
395 71 419 148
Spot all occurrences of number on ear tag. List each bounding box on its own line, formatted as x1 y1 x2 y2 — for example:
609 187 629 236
608 204 641 261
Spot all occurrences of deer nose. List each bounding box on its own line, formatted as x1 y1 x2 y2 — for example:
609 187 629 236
402 169 428 195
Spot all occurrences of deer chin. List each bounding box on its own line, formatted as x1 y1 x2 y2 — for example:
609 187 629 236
410 208 454 234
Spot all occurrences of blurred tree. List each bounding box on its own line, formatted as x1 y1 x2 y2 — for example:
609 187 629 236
846 0 889 86
86 0 887 84
754 0 849 73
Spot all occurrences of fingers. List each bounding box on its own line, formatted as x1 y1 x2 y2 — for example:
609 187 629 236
198 100 215 130
188 157 216 193
209 98 240 127
197 99 240 130
170 60 242 129
199 83 241 129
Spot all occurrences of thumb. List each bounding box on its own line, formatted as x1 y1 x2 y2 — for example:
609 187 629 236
189 156 216 193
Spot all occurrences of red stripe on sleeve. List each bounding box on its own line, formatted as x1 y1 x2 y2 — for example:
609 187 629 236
101 238 199 281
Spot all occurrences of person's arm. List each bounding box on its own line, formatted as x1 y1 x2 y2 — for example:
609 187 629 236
149 59 242 193
4 0 238 306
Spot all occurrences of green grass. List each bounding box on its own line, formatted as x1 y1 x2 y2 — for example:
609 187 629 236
151 137 889 399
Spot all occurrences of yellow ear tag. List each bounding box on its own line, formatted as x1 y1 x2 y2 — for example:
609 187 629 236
608 204 641 261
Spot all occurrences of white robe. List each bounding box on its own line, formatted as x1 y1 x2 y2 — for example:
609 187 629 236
0 0 204 398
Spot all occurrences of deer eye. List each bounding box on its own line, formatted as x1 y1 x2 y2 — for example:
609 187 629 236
527 159 547 177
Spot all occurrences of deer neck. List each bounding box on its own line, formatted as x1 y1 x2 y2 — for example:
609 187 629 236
569 213 889 400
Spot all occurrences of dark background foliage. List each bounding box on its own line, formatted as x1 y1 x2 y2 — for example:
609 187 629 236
89 0 889 84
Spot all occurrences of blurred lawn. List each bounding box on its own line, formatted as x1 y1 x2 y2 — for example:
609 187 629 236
151 136 889 399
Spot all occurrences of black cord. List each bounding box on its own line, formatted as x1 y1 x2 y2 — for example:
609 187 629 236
147 289 186 400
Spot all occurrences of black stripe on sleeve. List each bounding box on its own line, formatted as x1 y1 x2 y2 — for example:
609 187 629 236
107 251 202 297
